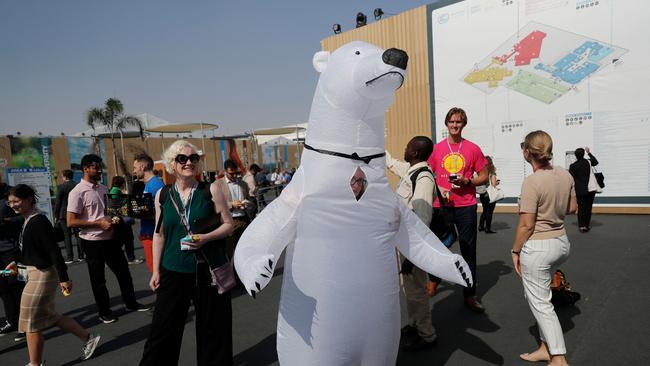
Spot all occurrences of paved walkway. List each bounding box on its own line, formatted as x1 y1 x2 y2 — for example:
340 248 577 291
1 213 649 365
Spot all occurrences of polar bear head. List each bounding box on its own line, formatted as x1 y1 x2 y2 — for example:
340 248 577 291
306 41 408 151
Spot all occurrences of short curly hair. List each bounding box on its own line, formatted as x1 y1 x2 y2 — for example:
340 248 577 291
161 140 202 174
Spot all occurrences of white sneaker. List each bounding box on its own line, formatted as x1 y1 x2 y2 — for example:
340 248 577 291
80 333 101 360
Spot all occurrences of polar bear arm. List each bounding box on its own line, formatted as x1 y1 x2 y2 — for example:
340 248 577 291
394 200 473 287
234 168 303 296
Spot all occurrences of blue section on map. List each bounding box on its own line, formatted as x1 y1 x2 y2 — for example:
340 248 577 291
534 41 612 85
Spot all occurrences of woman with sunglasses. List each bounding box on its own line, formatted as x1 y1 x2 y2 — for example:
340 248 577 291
512 131 577 366
140 140 234 366
7 184 100 365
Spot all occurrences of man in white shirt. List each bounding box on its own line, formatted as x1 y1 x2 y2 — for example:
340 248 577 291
215 159 252 258
386 136 437 351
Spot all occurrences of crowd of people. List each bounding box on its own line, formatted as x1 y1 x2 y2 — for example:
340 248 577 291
0 106 599 366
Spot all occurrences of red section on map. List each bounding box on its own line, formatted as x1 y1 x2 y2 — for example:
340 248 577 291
493 30 547 66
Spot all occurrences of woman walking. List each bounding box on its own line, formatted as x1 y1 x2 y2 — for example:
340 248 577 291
512 131 576 366
140 140 234 366
7 184 100 365
477 156 499 234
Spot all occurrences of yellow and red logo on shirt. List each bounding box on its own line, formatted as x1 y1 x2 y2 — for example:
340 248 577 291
442 152 465 174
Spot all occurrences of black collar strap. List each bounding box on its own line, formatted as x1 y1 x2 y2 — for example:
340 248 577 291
304 144 385 164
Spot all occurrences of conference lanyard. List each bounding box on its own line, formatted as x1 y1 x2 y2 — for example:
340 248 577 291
173 183 196 231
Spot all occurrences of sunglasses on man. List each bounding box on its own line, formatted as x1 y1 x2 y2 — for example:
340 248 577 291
175 153 200 164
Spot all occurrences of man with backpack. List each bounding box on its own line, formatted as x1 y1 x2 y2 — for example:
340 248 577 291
386 136 437 351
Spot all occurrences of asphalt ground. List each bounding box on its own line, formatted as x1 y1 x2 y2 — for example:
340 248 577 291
1 213 649 365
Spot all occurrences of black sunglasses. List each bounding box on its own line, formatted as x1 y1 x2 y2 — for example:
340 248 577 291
175 153 200 164
520 142 525 150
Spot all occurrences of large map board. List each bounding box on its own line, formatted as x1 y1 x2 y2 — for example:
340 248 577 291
430 0 650 201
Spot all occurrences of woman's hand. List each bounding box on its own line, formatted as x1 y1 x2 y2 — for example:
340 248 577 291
149 272 160 292
185 234 208 249
512 253 522 277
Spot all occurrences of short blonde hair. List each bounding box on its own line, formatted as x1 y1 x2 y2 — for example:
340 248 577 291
161 140 202 174
523 130 553 163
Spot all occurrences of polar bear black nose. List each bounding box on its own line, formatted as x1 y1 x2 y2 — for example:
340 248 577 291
382 48 408 70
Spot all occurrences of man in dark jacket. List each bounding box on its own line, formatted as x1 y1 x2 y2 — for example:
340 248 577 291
569 147 599 232
0 180 25 339
53 169 81 262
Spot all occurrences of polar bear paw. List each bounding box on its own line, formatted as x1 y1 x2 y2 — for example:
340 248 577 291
242 254 276 298
454 255 473 288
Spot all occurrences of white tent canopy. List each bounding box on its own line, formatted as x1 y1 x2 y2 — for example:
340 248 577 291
73 113 218 137
253 123 307 145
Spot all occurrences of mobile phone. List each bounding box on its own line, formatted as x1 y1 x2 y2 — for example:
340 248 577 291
449 174 458 181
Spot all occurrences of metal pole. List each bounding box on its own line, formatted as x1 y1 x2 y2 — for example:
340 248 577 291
119 130 129 191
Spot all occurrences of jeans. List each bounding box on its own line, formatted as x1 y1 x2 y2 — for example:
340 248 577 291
479 193 496 231
430 205 478 297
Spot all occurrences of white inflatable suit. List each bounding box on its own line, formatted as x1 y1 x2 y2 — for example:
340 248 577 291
234 41 473 366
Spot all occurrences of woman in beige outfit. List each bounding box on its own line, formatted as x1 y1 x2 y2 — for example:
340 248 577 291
511 131 577 366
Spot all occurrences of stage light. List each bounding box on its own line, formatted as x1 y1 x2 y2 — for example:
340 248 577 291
374 8 384 20
333 23 342 34
356 12 367 28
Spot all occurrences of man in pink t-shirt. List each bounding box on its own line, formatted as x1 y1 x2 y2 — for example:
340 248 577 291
427 107 488 313
67 154 149 324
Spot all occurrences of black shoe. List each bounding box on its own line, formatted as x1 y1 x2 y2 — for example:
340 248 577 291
486 230 497 234
14 332 26 342
464 296 486 314
126 303 151 312
401 333 437 351
0 320 17 335
478 226 485 232
98 314 117 324
400 324 418 337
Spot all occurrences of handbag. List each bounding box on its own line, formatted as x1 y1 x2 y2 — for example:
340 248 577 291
200 251 236 294
486 185 504 203
587 166 602 193
550 269 581 306
429 179 457 248
594 170 605 189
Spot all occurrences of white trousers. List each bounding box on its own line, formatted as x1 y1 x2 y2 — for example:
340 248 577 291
520 235 570 355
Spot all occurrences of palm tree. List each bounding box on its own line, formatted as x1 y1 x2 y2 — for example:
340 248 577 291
86 98 143 178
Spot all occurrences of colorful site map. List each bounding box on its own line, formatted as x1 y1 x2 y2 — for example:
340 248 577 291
462 22 627 103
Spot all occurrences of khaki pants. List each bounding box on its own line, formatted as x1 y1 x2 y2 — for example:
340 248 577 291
397 253 436 341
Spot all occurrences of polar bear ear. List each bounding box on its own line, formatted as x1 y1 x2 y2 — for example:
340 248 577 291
312 51 330 73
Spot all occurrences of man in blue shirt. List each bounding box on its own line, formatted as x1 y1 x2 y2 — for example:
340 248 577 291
133 153 165 271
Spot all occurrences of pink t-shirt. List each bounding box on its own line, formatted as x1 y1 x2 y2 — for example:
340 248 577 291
67 179 114 241
427 138 488 208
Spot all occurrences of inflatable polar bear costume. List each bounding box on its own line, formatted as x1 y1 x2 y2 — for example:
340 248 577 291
234 41 472 366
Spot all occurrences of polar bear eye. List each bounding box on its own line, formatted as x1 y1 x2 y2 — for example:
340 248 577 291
355 51 360 55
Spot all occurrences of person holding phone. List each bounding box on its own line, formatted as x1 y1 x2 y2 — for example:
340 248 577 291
426 107 489 313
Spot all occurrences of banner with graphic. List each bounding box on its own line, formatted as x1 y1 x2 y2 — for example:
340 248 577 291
9 136 56 187
6 168 54 223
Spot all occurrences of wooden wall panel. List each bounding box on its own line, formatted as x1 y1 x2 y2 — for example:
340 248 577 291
321 6 431 186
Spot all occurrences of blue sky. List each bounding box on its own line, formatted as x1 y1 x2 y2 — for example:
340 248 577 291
0 1 432 137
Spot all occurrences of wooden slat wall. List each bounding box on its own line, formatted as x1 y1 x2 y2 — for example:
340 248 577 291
321 5 431 186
